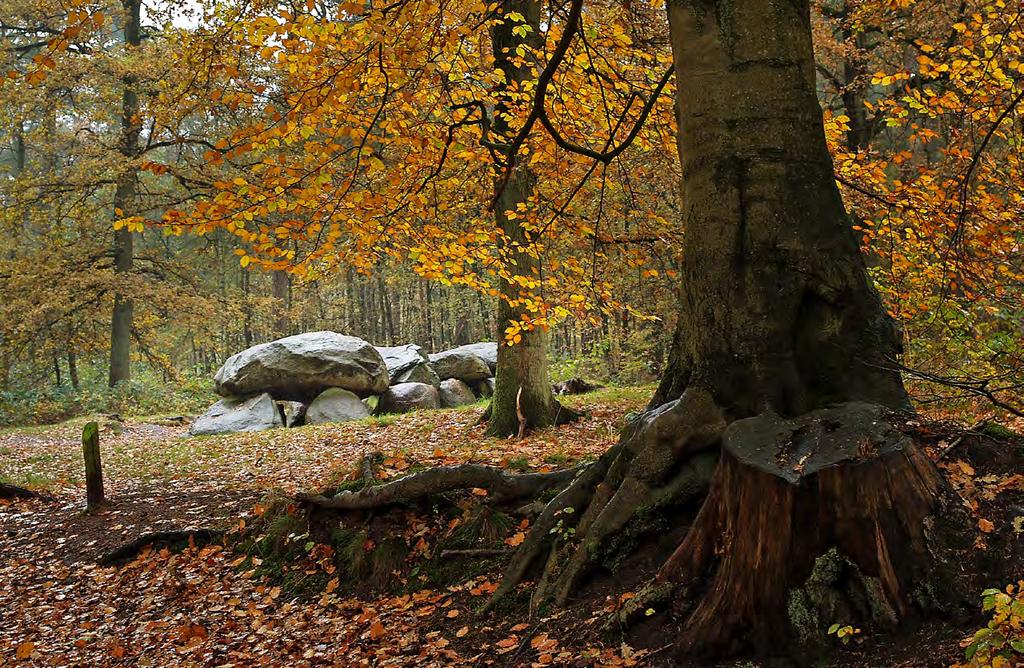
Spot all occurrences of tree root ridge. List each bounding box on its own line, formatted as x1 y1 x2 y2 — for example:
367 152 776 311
297 463 585 510
98 528 225 566
0 483 49 500
486 388 726 614
550 399 583 427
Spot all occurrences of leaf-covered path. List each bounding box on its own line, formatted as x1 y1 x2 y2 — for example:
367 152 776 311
1 388 652 666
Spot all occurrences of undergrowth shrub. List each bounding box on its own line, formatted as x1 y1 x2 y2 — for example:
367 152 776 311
0 363 209 425
956 581 1024 667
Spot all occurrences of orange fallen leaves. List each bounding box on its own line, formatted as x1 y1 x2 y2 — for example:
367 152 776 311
15 641 34 660
505 531 526 547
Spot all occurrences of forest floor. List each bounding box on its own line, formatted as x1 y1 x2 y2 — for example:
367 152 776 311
1 386 1021 667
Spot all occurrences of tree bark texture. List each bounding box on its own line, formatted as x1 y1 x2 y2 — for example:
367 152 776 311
108 0 142 387
651 0 907 417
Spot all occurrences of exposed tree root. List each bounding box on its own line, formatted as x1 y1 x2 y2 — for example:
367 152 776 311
485 388 725 614
479 394 584 433
297 463 585 510
360 451 384 483
98 528 224 566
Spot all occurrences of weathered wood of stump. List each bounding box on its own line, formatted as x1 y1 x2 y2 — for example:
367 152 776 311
656 402 947 657
82 421 104 511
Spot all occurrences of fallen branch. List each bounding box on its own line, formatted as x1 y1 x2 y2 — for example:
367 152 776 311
97 528 224 566
439 548 506 558
937 420 988 461
0 483 48 500
297 463 584 510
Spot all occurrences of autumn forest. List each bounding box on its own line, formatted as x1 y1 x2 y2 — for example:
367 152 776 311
1 0 1022 665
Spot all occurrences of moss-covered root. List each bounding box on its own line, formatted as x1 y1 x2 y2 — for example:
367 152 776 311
486 388 725 614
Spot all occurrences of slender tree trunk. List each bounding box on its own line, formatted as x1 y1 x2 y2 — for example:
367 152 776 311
242 269 253 346
485 0 575 436
108 0 142 388
67 348 79 390
424 281 435 349
271 270 290 337
488 166 566 436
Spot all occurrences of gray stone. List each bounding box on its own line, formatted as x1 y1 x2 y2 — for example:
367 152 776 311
429 349 491 383
450 342 498 374
277 400 307 428
379 382 440 413
375 344 429 382
476 377 495 398
439 378 477 408
214 331 388 399
395 362 441 387
190 393 282 435
306 388 370 424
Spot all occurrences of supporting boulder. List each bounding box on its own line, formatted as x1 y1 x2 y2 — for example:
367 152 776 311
190 393 282 435
476 377 495 399
449 342 498 374
429 349 491 383
214 331 389 399
394 362 440 387
439 378 477 408
277 401 307 428
306 388 370 424
379 382 440 414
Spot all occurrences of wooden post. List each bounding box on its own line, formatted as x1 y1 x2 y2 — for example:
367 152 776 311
82 421 104 510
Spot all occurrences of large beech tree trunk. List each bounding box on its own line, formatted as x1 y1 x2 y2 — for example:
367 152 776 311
651 0 907 416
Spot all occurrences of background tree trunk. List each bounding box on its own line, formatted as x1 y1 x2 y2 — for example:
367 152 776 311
271 270 290 337
485 0 573 437
108 0 141 387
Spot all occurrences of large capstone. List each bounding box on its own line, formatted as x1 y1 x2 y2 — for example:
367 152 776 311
449 342 498 374
190 393 282 435
214 331 388 399
375 344 428 381
429 349 491 383
439 378 477 408
394 362 440 387
305 388 370 424
379 382 440 414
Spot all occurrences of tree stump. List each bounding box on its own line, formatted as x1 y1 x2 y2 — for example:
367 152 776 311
656 403 956 657
82 421 104 511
